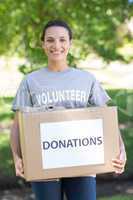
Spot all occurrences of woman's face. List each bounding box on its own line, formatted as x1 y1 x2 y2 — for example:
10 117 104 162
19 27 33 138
42 26 71 62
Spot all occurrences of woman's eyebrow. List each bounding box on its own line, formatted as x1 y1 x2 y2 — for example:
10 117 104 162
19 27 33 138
46 36 54 39
60 36 66 38
46 36 67 40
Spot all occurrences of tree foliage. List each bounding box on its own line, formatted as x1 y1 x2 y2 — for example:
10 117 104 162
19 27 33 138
0 0 133 73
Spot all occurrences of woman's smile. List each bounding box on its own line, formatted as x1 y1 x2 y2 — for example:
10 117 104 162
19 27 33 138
42 26 71 62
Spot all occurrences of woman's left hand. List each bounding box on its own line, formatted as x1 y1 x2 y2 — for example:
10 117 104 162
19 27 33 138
112 149 126 174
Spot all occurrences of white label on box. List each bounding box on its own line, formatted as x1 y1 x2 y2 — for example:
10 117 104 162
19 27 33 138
40 119 104 169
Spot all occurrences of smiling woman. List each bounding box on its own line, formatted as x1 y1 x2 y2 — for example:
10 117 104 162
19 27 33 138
41 20 72 72
10 19 126 200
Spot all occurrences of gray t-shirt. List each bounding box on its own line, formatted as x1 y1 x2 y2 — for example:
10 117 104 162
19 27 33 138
12 67 110 111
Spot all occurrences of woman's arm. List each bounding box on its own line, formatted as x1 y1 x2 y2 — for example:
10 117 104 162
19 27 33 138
10 112 24 178
112 129 127 174
102 104 127 174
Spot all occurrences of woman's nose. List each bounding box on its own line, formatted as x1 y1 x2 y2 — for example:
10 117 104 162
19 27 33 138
53 40 60 49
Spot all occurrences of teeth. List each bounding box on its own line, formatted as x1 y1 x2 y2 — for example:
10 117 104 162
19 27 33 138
50 51 64 54
50 51 63 53
52 52 62 54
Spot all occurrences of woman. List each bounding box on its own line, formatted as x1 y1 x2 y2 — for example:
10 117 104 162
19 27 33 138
10 20 126 200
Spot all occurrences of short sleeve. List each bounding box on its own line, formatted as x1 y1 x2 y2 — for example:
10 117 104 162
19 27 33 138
88 78 111 106
12 77 33 112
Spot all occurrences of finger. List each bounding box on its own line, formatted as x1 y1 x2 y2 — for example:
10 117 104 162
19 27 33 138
114 165 124 173
16 170 25 178
112 161 125 174
112 159 126 170
112 162 124 169
20 173 25 178
115 168 124 174
18 165 24 173
15 164 24 176
17 161 24 172
16 171 24 177
112 159 123 164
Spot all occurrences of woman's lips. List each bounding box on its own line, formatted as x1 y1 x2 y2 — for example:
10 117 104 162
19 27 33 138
51 51 63 55
53 52 60 55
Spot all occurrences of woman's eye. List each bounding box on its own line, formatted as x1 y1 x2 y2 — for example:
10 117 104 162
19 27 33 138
60 39 66 42
47 39 54 42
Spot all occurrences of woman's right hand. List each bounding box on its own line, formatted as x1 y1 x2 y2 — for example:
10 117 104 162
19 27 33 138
14 156 24 178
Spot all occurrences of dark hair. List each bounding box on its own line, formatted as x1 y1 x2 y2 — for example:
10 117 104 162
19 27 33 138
41 20 72 41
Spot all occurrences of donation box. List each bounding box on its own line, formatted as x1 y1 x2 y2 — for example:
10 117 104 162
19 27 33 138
18 106 119 181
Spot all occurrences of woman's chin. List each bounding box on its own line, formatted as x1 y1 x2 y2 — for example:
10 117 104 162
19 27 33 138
50 57 65 62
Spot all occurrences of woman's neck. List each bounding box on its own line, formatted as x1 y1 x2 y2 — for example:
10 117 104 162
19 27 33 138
47 60 69 72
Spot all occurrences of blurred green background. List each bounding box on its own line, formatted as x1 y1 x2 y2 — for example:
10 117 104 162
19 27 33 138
0 0 133 199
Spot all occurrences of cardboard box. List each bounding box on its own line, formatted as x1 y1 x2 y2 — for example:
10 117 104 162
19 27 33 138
18 106 119 181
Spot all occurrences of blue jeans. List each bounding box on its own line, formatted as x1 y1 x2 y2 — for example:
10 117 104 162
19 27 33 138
31 176 96 200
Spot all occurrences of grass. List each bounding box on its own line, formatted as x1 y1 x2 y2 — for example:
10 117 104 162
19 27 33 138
98 195 133 200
